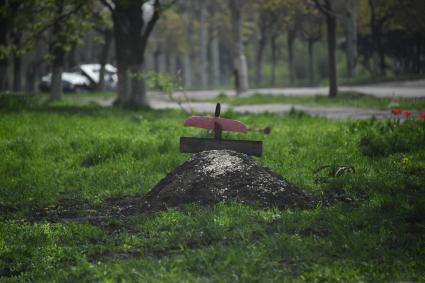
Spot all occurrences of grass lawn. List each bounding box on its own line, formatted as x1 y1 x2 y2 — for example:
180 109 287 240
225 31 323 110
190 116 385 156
216 92 425 111
1 95 424 282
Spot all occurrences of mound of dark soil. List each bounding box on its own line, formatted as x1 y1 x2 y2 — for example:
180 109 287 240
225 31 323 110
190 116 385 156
142 150 316 212
29 150 319 233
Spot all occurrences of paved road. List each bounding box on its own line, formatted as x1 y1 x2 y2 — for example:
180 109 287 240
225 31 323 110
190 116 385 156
68 79 425 120
164 79 425 100
150 101 393 120
69 96 394 120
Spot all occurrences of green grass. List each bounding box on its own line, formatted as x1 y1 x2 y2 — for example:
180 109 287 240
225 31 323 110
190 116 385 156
1 95 424 282
216 92 425 111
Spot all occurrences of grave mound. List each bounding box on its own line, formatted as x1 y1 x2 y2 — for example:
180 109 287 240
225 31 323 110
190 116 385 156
142 150 316 212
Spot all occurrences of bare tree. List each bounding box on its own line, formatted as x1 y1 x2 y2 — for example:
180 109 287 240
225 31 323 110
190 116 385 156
44 0 91 100
314 0 338 97
287 22 298 85
229 0 249 95
0 0 22 91
101 0 171 108
49 1 66 100
255 10 269 86
345 0 357 78
199 1 209 88
209 5 221 87
98 29 113 91
270 34 278 86
368 0 394 76
300 5 323 84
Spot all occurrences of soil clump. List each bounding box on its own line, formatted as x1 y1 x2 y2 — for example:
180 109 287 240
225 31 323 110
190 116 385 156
29 150 319 232
142 150 316 212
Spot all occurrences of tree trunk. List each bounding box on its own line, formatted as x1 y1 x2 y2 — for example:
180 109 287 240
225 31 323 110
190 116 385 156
0 58 7 91
67 44 78 69
256 15 267 87
169 54 177 74
27 41 46 93
51 40 65 99
256 39 266 87
270 35 277 86
26 62 40 94
199 2 208 88
182 54 192 88
130 64 148 106
12 32 23 92
369 0 386 76
112 1 160 108
98 29 113 91
229 0 248 95
371 24 386 76
158 54 166 72
344 0 357 78
417 39 422 74
85 30 95 63
113 8 133 104
210 19 220 86
325 0 338 97
308 40 315 84
51 64 63 99
13 52 22 92
116 61 130 101
287 31 295 85
0 0 9 91
153 50 160 73
49 2 65 100
377 31 386 76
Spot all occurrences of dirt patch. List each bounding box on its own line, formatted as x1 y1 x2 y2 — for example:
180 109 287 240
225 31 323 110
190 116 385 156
31 150 323 231
141 150 316 212
30 194 144 234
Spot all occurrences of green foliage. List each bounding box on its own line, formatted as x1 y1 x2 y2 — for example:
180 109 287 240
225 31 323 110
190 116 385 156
0 96 424 282
359 120 425 157
42 0 93 62
155 8 189 55
141 71 180 95
0 0 93 62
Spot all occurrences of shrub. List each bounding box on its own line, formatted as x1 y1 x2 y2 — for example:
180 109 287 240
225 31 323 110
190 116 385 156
359 120 425 157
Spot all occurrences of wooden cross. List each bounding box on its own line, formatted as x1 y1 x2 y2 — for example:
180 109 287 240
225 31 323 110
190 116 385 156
180 103 263 156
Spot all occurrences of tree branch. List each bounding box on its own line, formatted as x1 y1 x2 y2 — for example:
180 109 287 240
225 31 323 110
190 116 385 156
20 3 85 51
313 0 330 15
100 0 115 13
313 0 341 19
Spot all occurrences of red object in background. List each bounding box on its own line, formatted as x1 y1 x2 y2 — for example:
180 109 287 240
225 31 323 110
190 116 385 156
418 113 425 120
391 108 402 115
404 111 412 118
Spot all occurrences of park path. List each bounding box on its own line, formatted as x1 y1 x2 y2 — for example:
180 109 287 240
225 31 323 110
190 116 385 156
69 79 425 120
150 101 392 120
164 79 425 101
149 79 424 119
79 97 392 120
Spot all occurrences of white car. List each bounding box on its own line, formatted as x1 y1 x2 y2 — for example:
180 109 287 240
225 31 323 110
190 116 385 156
79 64 117 90
40 72 91 92
39 64 118 92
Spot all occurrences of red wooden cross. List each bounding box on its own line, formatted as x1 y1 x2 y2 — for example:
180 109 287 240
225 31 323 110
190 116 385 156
180 103 262 156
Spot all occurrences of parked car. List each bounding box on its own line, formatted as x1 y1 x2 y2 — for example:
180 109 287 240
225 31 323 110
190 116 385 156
39 64 118 92
79 64 117 90
39 72 91 93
